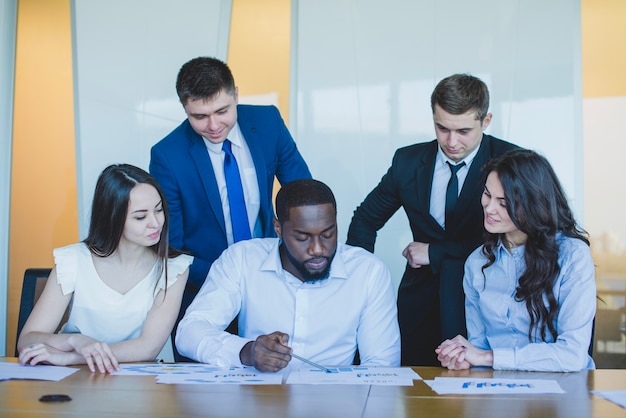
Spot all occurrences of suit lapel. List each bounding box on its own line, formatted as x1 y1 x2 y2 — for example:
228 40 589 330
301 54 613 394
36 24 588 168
237 106 271 236
188 132 227 237
418 143 444 232
417 146 436 209
238 107 268 204
456 134 491 213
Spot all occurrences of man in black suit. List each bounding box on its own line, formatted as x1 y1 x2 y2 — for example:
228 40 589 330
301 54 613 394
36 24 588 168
347 74 519 366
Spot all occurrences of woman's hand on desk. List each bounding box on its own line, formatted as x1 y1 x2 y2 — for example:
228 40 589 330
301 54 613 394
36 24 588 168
18 335 120 374
66 334 120 373
435 335 493 370
19 343 80 368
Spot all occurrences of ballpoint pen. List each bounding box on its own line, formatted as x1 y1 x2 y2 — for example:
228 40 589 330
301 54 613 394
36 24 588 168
291 353 333 373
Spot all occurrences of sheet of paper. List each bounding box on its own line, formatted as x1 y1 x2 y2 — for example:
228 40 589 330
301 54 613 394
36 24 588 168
113 362 225 376
156 366 283 385
286 366 421 385
426 377 565 394
592 390 626 409
0 362 79 381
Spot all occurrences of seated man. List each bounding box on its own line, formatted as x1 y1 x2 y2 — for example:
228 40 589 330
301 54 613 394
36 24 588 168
176 179 400 371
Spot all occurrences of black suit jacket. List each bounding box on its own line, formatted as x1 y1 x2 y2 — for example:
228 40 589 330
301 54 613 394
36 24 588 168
347 134 519 365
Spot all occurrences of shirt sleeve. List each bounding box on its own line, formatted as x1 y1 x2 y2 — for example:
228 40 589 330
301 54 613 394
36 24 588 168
156 254 193 291
355 257 401 366
53 244 80 295
175 246 250 366
492 239 596 372
464 249 489 350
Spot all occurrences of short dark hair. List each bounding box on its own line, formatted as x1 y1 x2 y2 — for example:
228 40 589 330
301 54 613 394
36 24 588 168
275 179 337 222
430 73 490 122
176 57 236 105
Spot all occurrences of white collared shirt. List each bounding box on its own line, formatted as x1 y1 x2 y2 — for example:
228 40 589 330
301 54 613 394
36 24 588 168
203 123 261 244
429 145 480 229
176 239 401 367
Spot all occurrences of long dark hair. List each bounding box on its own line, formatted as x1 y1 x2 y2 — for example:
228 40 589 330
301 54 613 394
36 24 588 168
83 164 180 287
480 150 589 342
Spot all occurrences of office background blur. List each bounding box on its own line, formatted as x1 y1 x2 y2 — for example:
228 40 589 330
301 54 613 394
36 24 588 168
1 0 624 367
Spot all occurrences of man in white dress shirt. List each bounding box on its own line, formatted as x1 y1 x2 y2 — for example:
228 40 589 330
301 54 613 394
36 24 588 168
176 179 400 371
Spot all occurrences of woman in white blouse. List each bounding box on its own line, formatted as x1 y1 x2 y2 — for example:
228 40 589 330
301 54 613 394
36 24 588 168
436 150 595 372
18 164 192 373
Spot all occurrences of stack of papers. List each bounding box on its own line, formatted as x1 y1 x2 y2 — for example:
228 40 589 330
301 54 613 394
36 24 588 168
113 364 422 386
286 366 421 386
158 368 283 385
113 363 282 385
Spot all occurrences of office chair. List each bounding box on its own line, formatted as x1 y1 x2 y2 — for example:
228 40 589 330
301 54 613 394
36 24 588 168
15 268 56 356
589 317 595 357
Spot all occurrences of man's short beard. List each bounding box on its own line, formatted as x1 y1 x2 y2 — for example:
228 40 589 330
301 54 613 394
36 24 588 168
283 245 334 283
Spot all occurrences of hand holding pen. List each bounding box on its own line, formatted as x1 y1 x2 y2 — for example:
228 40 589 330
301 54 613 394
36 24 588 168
239 331 292 373
290 353 333 373
239 331 332 373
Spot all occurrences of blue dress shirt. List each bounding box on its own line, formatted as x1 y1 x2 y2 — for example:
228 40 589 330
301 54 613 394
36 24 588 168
464 233 596 372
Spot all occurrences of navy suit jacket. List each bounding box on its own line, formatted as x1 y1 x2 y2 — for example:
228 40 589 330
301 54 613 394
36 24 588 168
150 105 311 287
347 134 519 365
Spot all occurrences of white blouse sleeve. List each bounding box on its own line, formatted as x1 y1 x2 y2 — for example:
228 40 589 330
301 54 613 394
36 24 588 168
156 254 193 291
52 243 82 295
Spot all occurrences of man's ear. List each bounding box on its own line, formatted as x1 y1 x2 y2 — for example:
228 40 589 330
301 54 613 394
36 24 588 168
481 112 493 130
273 218 281 238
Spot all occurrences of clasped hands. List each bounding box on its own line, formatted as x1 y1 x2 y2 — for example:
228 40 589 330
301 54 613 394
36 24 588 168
436 335 493 370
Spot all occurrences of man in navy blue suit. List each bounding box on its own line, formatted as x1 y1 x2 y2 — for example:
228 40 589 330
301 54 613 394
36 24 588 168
150 57 311 359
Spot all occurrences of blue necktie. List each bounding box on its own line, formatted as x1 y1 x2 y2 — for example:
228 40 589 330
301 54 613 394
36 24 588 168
445 161 465 226
222 140 251 242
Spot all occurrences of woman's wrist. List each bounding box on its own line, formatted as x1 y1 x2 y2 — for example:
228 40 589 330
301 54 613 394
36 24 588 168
478 349 494 367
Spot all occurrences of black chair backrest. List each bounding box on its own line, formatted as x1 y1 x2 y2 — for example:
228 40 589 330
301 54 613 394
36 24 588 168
15 268 52 356
589 316 595 357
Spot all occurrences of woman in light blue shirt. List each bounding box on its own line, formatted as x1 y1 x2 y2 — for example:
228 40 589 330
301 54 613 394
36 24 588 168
436 149 595 372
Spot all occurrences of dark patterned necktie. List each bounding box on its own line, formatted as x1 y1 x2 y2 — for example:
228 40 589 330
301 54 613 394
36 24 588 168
445 161 465 226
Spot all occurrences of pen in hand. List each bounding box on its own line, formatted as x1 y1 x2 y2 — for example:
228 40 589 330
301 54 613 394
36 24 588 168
290 353 333 373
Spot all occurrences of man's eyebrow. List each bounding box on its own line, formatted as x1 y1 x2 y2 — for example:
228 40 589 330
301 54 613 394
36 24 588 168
293 224 337 235
188 104 231 118
436 122 473 131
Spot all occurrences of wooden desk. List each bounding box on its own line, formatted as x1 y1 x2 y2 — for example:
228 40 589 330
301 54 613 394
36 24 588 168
1 358 625 417
366 368 626 418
